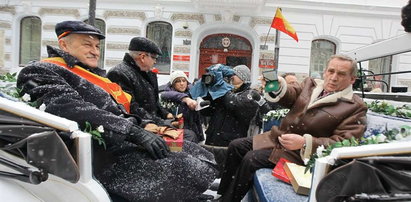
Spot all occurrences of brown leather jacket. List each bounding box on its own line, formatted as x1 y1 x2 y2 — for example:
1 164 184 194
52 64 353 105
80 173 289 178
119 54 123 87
254 77 367 165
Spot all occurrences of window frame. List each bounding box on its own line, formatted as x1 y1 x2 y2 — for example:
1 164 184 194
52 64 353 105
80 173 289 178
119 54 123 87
19 16 42 66
309 39 337 78
146 21 173 75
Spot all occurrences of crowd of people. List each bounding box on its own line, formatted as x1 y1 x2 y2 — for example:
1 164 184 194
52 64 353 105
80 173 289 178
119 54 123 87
15 20 369 202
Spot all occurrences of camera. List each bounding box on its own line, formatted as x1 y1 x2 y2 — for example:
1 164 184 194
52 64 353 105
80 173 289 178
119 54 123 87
201 73 215 86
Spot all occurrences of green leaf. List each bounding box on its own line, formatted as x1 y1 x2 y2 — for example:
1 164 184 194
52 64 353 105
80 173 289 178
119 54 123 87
84 121 106 150
90 131 101 137
350 137 359 146
84 121 92 132
342 139 350 146
334 142 343 148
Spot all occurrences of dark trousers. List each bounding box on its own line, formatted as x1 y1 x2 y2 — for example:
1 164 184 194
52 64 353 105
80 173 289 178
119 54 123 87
183 129 199 143
217 136 275 202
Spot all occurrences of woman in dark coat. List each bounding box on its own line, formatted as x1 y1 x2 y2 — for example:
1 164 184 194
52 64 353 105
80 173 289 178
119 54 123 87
202 65 260 147
160 71 204 143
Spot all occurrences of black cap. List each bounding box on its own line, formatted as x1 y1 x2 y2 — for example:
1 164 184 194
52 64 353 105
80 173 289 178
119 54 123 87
55 21 105 40
128 37 162 55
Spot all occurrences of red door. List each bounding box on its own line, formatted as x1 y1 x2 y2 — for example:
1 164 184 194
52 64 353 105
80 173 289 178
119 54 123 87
198 34 252 78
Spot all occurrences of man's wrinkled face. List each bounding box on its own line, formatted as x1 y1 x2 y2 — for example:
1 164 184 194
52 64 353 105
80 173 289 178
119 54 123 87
323 58 356 92
138 52 157 72
59 34 100 68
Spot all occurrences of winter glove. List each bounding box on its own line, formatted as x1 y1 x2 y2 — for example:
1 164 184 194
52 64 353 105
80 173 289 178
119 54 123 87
159 119 177 128
127 126 170 159
139 119 155 127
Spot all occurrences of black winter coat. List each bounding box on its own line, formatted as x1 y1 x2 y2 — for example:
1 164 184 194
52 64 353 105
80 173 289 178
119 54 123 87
107 53 170 120
202 83 259 146
17 46 134 140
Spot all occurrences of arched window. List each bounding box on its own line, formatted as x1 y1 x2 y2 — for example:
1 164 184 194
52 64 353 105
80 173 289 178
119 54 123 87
20 16 41 65
309 39 336 78
146 21 172 74
84 19 106 68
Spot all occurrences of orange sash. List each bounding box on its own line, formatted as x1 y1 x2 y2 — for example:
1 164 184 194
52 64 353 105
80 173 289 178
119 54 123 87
42 57 132 113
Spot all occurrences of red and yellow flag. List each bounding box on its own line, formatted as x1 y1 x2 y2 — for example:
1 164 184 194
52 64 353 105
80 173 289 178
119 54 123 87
271 8 298 42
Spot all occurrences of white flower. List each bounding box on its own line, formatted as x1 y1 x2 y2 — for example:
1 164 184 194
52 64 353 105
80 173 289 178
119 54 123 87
316 145 325 157
39 104 46 111
97 125 104 133
395 133 404 140
375 134 387 143
22 93 31 102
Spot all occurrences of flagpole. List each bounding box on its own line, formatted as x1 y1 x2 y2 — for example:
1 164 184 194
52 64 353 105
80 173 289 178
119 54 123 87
274 8 281 69
263 28 271 47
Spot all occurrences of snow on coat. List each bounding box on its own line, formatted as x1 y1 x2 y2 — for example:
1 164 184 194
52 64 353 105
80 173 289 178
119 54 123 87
17 46 217 201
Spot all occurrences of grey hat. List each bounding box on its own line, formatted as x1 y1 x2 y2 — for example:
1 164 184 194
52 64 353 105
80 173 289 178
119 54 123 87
55 21 105 40
128 37 162 55
233 65 251 83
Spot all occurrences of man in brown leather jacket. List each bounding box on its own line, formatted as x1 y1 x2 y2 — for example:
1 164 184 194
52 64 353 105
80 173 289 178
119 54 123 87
217 54 368 202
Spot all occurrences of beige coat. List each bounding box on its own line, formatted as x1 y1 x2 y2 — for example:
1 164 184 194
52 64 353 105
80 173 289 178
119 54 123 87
254 77 368 165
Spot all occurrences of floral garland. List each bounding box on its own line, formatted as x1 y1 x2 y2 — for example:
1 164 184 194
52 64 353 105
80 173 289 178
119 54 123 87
0 73 20 99
367 100 411 119
160 98 178 114
304 125 411 173
263 109 290 122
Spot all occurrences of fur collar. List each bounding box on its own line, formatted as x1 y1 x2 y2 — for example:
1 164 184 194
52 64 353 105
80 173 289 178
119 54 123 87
307 79 354 109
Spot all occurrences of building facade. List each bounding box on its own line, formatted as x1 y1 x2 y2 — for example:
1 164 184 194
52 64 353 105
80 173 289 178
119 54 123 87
0 0 410 90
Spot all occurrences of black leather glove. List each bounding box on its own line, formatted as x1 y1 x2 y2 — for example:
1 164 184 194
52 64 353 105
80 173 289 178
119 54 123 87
160 119 176 128
140 119 155 127
127 126 170 159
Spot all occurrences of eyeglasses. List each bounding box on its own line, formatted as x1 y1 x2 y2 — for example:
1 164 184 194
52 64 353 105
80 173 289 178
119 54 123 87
144 53 158 60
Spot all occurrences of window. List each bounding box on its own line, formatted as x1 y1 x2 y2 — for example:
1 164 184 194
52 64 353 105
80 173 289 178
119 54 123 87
84 19 106 68
309 39 336 78
367 56 392 92
146 21 172 74
20 16 41 65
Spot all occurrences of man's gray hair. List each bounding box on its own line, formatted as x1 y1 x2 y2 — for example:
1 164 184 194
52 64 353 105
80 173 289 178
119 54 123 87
326 54 358 76
58 34 74 48
129 50 144 58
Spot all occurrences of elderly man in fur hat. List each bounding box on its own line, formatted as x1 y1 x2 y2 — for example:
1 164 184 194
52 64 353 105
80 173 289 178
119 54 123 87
17 21 217 201
107 37 199 142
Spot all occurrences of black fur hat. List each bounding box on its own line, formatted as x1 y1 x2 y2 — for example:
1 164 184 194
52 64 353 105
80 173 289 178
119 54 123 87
128 37 162 55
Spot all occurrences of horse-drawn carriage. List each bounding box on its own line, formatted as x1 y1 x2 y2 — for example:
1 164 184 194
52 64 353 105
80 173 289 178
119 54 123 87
0 96 110 202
